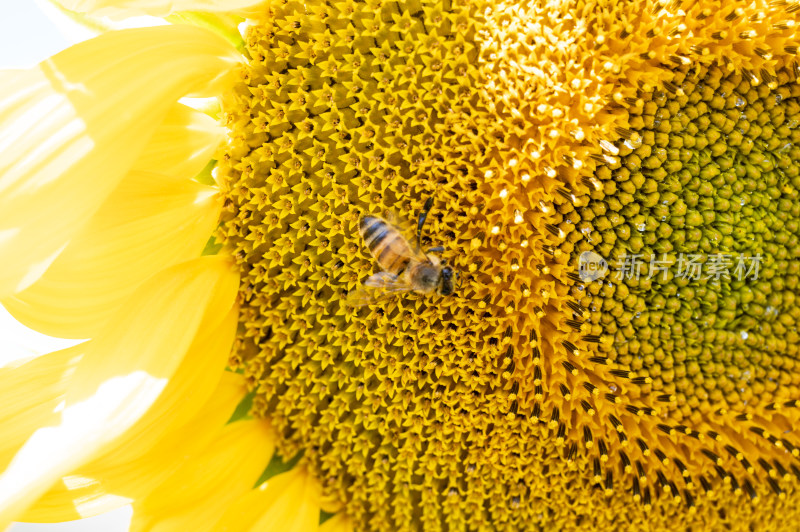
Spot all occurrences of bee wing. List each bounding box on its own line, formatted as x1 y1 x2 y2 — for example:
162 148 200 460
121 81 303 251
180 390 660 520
363 271 395 288
346 272 414 307
384 211 428 259
384 211 412 234
345 286 379 307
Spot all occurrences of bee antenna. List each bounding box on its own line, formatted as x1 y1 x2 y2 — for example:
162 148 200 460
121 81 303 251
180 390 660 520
417 196 435 251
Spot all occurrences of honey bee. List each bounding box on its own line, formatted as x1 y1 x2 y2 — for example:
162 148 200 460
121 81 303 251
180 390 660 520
350 197 459 305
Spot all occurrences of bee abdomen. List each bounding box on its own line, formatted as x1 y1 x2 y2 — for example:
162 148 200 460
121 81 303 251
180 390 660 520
360 216 413 275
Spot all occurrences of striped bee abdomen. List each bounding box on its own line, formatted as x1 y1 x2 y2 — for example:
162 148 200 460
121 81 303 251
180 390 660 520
360 216 413 275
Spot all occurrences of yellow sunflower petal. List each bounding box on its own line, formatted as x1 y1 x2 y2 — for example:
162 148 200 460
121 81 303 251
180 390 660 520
0 347 82 472
319 514 354 532
0 256 238 527
131 103 225 179
130 419 275 532
3 170 221 339
0 24 239 297
24 372 250 522
86 304 240 468
210 468 321 532
56 0 267 18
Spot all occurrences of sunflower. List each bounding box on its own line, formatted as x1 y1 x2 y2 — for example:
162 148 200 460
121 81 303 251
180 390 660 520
3 0 800 530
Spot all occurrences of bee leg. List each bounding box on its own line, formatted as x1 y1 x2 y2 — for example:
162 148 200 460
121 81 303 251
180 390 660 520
416 196 435 251
426 246 445 254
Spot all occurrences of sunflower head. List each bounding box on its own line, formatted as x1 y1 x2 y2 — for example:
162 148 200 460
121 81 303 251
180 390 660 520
212 0 800 529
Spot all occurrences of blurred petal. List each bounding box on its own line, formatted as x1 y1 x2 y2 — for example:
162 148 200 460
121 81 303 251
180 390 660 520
132 103 225 179
56 0 268 18
130 419 274 532
0 348 82 472
38 0 169 43
4 170 222 338
0 25 239 296
25 372 252 522
88 304 240 466
0 305 81 365
0 256 238 527
210 468 321 532
35 0 113 44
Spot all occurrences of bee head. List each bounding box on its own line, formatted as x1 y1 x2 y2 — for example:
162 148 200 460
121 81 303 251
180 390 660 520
439 264 455 296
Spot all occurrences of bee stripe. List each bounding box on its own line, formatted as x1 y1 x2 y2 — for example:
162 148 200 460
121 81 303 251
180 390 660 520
366 227 390 251
388 255 411 274
362 222 391 252
375 232 404 264
360 216 385 241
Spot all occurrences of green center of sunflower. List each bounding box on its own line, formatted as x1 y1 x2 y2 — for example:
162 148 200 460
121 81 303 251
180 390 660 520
216 0 800 528
571 65 800 425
